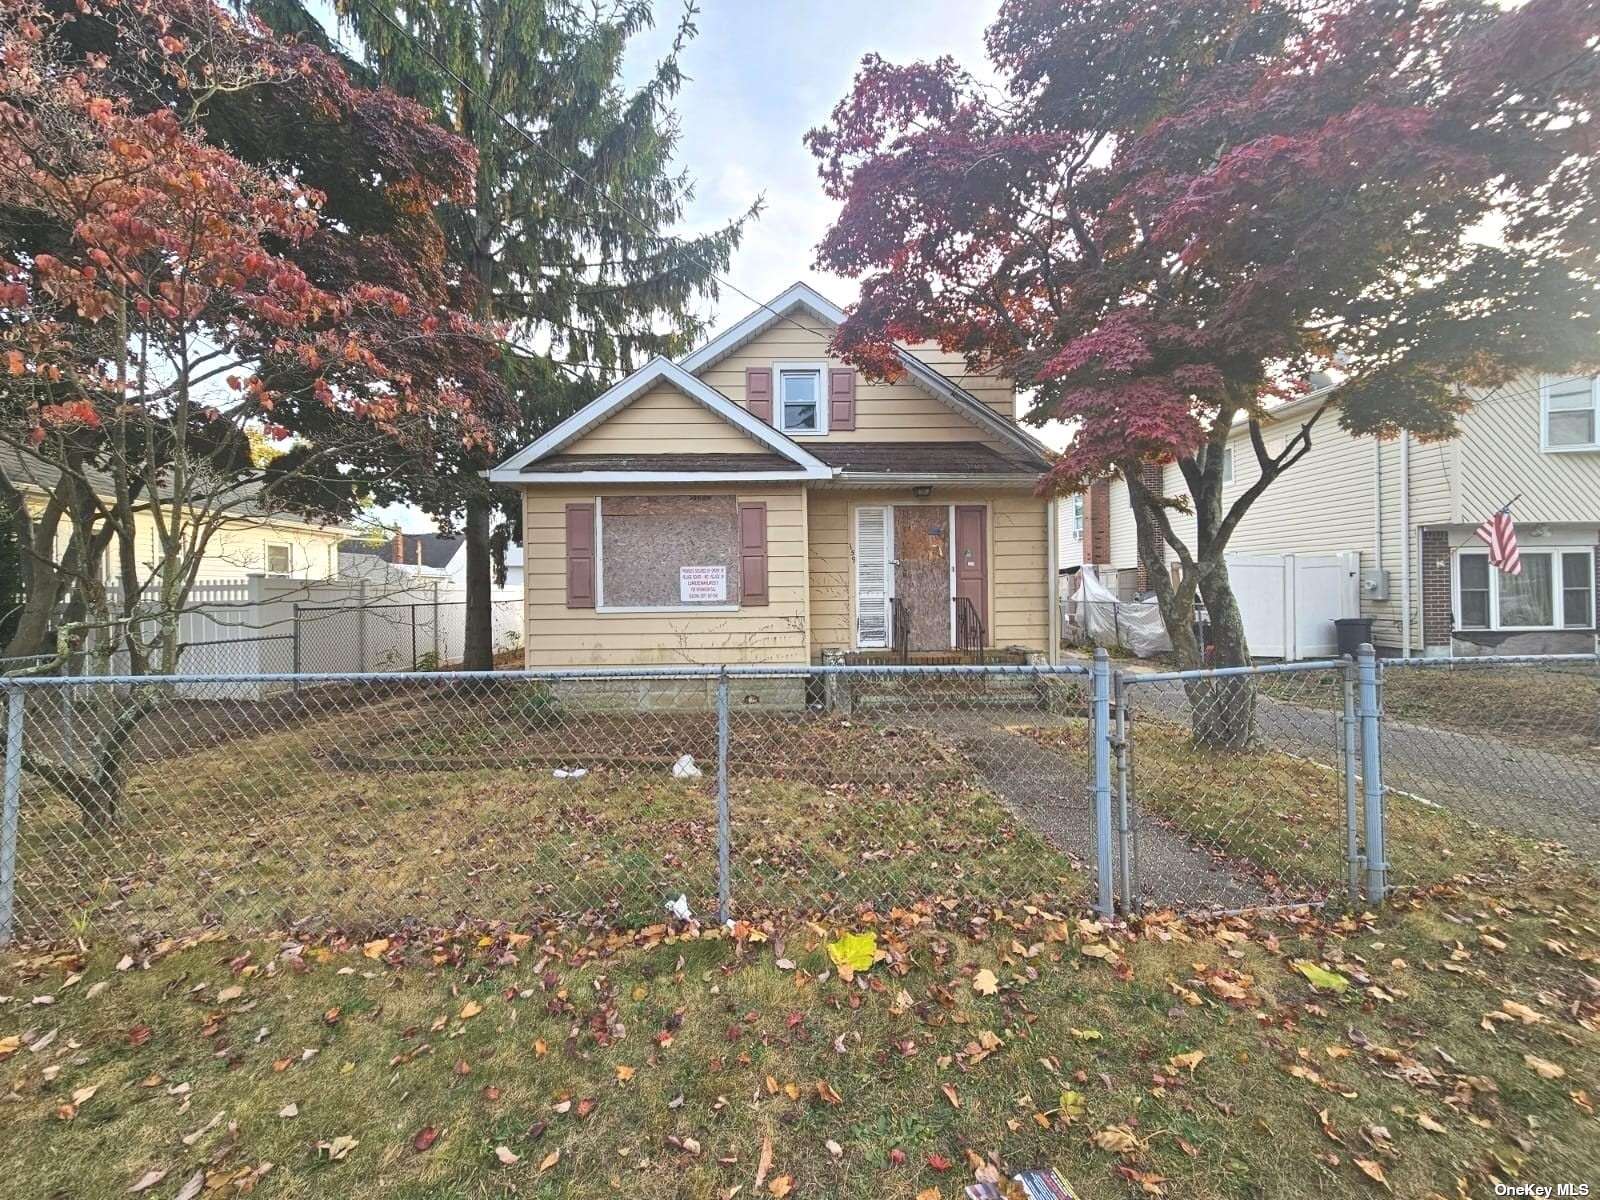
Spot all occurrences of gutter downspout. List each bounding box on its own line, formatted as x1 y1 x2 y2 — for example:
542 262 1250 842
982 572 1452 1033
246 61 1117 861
1372 438 1383 601
1046 497 1061 665
1399 432 1412 660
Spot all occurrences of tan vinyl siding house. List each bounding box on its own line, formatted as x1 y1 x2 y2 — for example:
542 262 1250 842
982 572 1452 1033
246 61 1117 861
696 321 1021 447
490 283 1059 677
521 483 811 667
1061 373 1600 657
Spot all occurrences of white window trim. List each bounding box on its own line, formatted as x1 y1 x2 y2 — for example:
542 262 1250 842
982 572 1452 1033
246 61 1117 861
1453 545 1595 632
1539 374 1600 454
1070 494 1084 540
592 496 741 615
264 541 293 575
1221 446 1234 484
773 360 830 437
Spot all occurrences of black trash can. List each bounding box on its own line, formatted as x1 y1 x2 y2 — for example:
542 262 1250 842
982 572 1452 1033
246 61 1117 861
1334 617 1375 658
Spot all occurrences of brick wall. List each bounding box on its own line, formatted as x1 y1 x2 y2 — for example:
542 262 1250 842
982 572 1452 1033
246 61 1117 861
1133 462 1163 590
1086 479 1111 566
1419 527 1452 648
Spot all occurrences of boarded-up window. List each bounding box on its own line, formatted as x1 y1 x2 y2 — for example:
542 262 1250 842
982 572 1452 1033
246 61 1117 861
599 495 742 609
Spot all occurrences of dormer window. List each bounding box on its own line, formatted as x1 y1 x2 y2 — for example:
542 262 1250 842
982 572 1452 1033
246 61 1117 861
774 362 828 435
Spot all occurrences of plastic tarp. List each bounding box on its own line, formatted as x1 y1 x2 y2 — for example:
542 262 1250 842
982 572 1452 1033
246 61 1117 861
1062 568 1174 657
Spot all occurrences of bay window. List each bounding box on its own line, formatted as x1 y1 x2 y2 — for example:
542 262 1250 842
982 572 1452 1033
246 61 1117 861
1455 547 1594 631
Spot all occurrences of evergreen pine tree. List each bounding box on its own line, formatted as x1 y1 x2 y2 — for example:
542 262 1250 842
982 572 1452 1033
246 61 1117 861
332 0 756 667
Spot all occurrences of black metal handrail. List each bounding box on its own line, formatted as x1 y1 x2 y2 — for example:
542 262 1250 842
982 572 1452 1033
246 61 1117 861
890 597 911 663
956 596 986 664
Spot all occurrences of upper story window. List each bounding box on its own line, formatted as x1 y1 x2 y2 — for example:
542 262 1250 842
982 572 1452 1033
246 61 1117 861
1071 494 1084 539
1541 374 1599 452
1221 446 1234 483
265 542 292 575
774 362 827 435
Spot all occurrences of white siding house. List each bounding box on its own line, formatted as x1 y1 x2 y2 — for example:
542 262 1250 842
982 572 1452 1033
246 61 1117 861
1059 374 1600 657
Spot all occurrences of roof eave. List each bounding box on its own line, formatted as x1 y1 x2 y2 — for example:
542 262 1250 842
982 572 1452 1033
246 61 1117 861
497 467 836 485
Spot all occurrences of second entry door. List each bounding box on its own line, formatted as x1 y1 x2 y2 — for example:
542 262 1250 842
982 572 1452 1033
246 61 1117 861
894 505 951 651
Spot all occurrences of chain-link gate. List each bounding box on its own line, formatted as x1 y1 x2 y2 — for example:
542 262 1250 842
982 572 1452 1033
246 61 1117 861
1109 657 1375 916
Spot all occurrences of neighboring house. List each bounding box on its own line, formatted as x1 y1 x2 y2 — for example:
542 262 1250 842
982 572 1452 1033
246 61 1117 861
340 532 463 580
435 539 523 591
2 447 351 583
486 282 1059 669
1058 374 1600 658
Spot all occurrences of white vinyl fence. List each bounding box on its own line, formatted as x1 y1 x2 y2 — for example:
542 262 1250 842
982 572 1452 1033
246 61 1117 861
64 576 522 697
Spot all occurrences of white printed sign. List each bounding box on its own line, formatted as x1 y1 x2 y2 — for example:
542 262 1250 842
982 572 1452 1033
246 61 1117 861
679 565 728 603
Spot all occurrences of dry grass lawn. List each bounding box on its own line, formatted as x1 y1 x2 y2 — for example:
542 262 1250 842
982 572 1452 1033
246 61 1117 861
2 873 1595 1198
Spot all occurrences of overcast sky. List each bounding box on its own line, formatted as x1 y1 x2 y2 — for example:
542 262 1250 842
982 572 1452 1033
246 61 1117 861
618 0 998 333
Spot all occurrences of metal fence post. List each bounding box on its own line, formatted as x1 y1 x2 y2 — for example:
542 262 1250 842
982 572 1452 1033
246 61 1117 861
356 581 368 673
1341 655 1361 906
1 685 25 945
715 669 732 925
1113 670 1134 913
1356 644 1387 904
1091 648 1115 917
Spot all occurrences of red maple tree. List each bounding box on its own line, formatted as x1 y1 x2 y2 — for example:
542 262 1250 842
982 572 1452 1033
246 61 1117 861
0 0 505 819
810 0 1600 695
1 0 505 670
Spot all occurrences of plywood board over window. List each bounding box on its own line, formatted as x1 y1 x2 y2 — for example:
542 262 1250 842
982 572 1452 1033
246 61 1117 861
599 494 742 609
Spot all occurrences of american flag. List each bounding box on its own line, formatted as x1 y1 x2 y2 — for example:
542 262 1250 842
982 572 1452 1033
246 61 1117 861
1475 506 1521 576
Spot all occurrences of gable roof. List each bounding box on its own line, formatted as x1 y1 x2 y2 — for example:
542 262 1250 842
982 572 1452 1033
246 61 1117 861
486 357 832 483
679 282 1051 466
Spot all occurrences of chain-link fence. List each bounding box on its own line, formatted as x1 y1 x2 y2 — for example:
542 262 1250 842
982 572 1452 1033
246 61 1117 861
0 650 1594 943
0 664 1098 943
1376 655 1600 871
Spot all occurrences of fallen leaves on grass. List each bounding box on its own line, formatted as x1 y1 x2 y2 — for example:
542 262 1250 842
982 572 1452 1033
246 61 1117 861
1524 1054 1566 1080
412 1125 440 1151
1292 960 1350 993
1092 1125 1142 1155
318 1135 358 1162
971 968 999 996
827 931 877 975
1353 1158 1390 1189
494 1146 519 1166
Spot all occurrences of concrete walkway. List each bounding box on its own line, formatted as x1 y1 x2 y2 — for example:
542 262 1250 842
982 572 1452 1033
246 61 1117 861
890 709 1273 913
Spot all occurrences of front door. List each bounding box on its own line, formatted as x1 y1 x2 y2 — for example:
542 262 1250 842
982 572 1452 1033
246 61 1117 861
953 505 988 643
893 505 951 651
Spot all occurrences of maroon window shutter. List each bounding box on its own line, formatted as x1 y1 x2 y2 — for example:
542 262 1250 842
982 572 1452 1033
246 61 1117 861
738 502 768 606
746 368 773 423
828 368 856 431
564 503 595 608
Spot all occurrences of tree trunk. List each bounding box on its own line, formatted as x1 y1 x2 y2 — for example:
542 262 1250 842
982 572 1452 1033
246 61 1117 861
1190 557 1256 749
461 492 493 670
1125 457 1257 749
